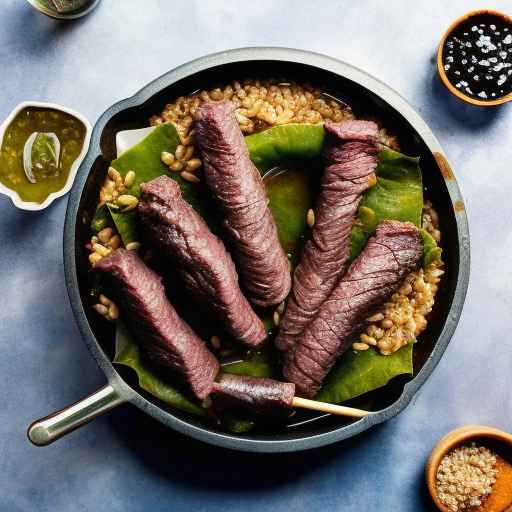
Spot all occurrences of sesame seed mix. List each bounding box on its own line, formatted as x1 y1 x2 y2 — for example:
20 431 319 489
442 14 512 100
436 443 498 511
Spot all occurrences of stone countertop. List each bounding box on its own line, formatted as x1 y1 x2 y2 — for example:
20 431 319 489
1 1 511 510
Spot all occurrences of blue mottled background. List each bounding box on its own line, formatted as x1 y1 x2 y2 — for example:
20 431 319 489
1 1 511 510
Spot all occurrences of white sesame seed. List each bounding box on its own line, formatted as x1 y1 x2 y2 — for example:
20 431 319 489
436 443 498 512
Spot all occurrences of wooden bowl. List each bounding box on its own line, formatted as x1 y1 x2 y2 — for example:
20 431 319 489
426 425 512 511
437 9 512 107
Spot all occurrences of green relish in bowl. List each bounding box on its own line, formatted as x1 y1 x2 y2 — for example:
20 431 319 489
0 106 86 205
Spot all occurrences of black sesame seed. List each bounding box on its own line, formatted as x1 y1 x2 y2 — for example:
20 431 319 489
442 13 512 100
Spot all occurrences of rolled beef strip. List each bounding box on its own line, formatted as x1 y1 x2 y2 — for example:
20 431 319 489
211 374 295 414
275 120 379 352
284 220 422 398
94 249 219 399
138 176 266 347
194 101 291 307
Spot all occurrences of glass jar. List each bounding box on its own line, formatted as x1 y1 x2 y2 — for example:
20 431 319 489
26 0 101 19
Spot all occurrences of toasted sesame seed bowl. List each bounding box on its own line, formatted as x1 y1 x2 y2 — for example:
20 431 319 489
28 48 470 452
426 426 512 511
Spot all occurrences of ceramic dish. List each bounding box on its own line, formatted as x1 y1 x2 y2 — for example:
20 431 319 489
28 48 470 452
437 9 512 107
426 425 512 511
0 101 92 211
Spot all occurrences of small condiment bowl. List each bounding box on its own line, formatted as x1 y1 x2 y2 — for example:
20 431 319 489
26 0 102 19
437 9 512 107
0 101 91 211
426 425 512 511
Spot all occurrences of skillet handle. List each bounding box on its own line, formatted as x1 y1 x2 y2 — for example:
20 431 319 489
27 384 125 446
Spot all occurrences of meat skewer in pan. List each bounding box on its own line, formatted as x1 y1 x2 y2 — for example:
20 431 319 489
211 374 370 419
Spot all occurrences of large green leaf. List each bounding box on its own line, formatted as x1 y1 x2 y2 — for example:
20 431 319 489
110 123 179 197
349 149 423 259
114 322 205 416
266 166 314 258
222 349 278 378
422 228 443 267
362 149 423 227
315 344 413 403
107 124 179 244
245 123 324 172
92 123 218 244
249 128 433 266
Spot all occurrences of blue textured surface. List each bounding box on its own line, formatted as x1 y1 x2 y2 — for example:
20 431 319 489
1 1 511 510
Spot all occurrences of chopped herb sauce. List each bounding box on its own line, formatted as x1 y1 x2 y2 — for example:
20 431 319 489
0 107 86 203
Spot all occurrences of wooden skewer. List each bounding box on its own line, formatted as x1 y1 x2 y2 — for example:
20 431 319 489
292 396 370 418
217 361 370 418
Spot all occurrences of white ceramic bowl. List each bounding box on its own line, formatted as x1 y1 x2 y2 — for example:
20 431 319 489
0 101 92 211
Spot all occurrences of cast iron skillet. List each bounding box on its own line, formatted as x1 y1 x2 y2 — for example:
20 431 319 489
27 48 470 452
